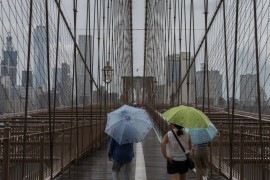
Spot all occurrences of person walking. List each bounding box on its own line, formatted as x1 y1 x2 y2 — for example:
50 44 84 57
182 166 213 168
108 137 134 180
191 143 209 180
161 124 192 180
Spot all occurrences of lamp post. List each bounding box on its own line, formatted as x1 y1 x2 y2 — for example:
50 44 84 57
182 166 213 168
153 79 158 106
102 61 113 112
102 61 114 84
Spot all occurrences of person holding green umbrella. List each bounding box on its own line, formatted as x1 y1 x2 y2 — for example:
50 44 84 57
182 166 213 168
163 105 211 129
163 105 212 180
161 123 192 180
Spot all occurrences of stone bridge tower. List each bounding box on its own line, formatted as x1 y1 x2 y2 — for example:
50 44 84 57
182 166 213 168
122 76 155 105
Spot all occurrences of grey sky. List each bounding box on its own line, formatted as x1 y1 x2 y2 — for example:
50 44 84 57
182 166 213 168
2 0 269 99
60 0 218 77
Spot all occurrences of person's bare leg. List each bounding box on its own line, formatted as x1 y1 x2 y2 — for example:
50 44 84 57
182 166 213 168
171 173 180 180
179 173 186 180
112 171 120 180
123 162 132 180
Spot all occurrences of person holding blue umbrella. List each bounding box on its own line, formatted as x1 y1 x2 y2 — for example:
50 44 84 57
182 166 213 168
106 105 153 180
191 142 209 180
108 138 134 180
187 123 218 180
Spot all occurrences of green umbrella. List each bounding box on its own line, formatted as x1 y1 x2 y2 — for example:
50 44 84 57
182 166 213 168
163 105 211 128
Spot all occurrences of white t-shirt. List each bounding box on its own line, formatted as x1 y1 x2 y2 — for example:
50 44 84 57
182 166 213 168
166 129 189 161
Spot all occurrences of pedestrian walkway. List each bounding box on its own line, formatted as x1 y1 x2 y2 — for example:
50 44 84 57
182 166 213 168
56 127 226 180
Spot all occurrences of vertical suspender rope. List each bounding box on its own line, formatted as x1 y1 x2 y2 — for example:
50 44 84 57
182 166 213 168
53 0 99 90
187 0 193 106
130 0 134 104
72 0 79 164
87 0 92 151
231 0 239 179
205 0 211 122
81 0 90 155
168 0 173 105
222 0 231 160
143 0 148 105
174 0 224 102
191 0 197 108
45 0 53 176
96 0 102 147
51 0 61 175
203 0 208 112
174 0 177 105
74 0 79 162
108 0 112 107
101 0 106 145
90 0 97 150
179 0 183 104
252 0 265 179
183 0 188 105
22 0 33 178
164 0 168 106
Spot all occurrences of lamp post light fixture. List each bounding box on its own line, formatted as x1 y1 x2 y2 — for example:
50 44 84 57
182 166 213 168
102 61 114 84
153 79 158 105
102 61 113 111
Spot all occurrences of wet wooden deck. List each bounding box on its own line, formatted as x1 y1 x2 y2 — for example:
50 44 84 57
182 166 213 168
56 128 227 180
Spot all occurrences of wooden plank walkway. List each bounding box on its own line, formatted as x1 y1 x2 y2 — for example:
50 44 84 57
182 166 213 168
56 128 227 180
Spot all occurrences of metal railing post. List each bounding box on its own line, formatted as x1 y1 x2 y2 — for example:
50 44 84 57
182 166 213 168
240 126 244 180
3 123 10 180
218 123 222 174
61 123 65 174
39 122 45 180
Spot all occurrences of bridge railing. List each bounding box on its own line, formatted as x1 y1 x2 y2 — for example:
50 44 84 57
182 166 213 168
0 115 107 180
211 119 270 180
146 105 270 180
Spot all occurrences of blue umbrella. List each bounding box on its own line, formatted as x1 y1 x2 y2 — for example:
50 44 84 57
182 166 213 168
185 123 218 145
105 105 153 145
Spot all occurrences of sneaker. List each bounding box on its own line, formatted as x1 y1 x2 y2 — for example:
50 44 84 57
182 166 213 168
203 176 208 180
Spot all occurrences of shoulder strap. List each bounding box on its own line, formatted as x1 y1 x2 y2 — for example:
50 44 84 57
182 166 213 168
171 130 186 154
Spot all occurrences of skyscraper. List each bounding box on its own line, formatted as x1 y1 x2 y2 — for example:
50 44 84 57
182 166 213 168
196 64 223 106
77 35 92 104
61 62 72 106
239 74 265 106
22 70 33 87
1 35 18 85
165 52 195 104
33 25 47 92
52 67 62 92
1 34 18 100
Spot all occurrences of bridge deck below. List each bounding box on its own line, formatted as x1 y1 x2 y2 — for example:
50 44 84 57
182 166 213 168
56 128 226 180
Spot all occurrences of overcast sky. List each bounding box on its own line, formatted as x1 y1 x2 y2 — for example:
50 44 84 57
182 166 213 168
60 0 219 76
3 0 269 99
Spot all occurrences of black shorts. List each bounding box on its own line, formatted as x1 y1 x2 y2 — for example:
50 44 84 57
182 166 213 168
167 160 189 174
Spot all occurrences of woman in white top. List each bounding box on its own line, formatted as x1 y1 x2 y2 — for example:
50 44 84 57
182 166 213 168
161 124 192 180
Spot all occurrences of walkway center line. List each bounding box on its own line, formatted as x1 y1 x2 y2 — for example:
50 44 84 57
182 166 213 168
135 142 147 180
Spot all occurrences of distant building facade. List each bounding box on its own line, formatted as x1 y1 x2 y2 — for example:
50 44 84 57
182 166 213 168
22 70 33 87
77 35 92 105
240 74 267 106
33 26 47 92
61 63 72 106
1 34 18 100
196 65 223 106
165 52 195 105
52 67 62 93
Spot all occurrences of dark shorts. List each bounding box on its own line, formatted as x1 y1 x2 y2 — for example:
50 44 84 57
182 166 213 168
167 160 189 174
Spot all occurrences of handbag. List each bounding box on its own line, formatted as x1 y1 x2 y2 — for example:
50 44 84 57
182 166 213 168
171 130 195 170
